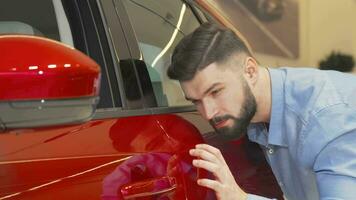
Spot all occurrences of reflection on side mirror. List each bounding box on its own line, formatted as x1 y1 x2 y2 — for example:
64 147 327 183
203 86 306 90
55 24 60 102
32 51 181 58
0 35 101 131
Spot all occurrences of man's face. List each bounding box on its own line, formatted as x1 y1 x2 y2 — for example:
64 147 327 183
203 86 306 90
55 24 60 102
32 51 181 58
181 62 257 141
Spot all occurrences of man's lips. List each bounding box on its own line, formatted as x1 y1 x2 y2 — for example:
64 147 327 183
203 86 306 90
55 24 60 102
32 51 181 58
214 119 229 129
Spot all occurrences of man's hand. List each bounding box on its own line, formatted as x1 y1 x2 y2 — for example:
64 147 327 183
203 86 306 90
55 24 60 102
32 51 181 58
189 144 247 200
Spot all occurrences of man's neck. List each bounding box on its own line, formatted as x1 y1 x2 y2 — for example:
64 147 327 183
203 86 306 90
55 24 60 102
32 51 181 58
252 67 272 123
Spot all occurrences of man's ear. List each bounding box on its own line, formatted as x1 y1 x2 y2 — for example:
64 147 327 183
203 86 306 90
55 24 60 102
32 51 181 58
242 57 259 86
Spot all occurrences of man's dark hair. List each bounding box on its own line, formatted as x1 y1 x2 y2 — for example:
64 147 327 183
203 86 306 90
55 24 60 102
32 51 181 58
167 22 252 81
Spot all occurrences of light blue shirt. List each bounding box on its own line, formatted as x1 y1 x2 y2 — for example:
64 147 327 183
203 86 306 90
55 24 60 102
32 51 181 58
247 67 356 200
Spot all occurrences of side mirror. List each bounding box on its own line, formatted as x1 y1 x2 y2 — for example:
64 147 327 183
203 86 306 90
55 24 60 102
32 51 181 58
0 35 101 131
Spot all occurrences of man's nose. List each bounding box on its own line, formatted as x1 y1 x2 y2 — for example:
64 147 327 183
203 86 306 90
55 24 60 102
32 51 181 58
201 99 218 120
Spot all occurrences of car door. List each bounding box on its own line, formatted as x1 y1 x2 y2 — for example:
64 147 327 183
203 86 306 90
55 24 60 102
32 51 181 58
117 0 284 199
95 0 211 199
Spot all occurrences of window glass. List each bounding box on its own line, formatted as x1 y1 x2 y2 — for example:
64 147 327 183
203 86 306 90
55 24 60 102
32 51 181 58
195 10 208 23
0 0 73 46
122 0 200 107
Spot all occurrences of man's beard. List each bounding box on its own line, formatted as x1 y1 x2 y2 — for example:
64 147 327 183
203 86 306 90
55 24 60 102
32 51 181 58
209 80 257 142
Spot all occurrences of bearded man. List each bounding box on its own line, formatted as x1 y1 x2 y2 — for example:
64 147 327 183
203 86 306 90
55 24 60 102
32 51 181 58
167 22 356 200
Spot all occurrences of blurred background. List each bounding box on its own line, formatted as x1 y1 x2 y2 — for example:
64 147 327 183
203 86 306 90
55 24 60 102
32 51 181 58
211 0 356 74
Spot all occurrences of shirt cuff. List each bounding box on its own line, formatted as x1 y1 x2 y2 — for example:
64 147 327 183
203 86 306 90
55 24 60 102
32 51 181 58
247 194 275 200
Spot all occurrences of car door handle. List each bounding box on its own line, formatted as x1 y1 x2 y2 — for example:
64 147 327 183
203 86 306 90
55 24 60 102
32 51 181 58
120 176 177 199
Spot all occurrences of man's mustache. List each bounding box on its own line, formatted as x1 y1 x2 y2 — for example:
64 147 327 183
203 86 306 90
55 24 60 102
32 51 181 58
209 115 235 127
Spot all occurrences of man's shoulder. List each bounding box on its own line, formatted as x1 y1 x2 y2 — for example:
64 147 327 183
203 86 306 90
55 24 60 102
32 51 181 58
275 67 354 118
299 102 356 167
275 68 356 164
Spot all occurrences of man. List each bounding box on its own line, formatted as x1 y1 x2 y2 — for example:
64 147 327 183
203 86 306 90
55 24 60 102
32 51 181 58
167 22 356 200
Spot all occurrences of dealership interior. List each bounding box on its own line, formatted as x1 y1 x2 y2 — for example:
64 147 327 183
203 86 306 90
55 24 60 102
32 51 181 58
214 0 356 74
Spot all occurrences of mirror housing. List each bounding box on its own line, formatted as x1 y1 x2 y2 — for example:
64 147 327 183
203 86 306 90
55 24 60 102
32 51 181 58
0 35 101 130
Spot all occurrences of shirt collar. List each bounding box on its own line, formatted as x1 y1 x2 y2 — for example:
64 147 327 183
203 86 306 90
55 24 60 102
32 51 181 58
248 68 288 147
247 123 269 147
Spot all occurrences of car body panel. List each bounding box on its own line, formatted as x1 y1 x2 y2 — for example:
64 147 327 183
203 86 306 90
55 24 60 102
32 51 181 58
0 114 209 199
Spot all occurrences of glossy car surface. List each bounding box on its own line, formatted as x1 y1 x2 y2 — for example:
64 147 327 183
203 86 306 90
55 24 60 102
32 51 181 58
0 36 100 100
0 35 100 129
0 0 283 199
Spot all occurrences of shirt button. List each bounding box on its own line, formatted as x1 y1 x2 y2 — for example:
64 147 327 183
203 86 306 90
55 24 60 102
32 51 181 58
267 148 274 154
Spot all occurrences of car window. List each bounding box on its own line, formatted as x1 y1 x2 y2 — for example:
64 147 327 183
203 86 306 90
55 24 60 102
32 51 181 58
0 0 73 46
192 6 209 23
122 0 200 107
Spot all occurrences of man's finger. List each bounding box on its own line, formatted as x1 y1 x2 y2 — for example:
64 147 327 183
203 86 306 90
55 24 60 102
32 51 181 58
189 148 217 163
197 178 221 191
195 144 226 163
193 159 221 177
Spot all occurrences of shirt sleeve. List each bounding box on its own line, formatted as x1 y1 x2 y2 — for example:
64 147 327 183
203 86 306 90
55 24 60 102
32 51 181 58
313 130 356 200
247 194 276 200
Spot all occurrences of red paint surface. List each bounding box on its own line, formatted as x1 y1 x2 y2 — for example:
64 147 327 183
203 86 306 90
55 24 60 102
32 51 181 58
0 114 283 199
0 115 210 199
0 35 100 100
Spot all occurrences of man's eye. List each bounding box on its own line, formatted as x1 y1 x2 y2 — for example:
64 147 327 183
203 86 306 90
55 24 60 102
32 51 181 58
211 89 222 96
192 100 200 105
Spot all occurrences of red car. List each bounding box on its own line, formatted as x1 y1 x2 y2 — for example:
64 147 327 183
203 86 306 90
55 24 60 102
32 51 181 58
0 0 283 199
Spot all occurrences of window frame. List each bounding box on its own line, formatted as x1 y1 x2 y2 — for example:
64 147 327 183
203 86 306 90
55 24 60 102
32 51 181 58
62 0 129 110
93 0 213 120
117 0 206 112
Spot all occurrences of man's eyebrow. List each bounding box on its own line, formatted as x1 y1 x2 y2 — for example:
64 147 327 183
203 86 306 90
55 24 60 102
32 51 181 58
185 96 196 101
185 83 221 102
203 83 221 95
